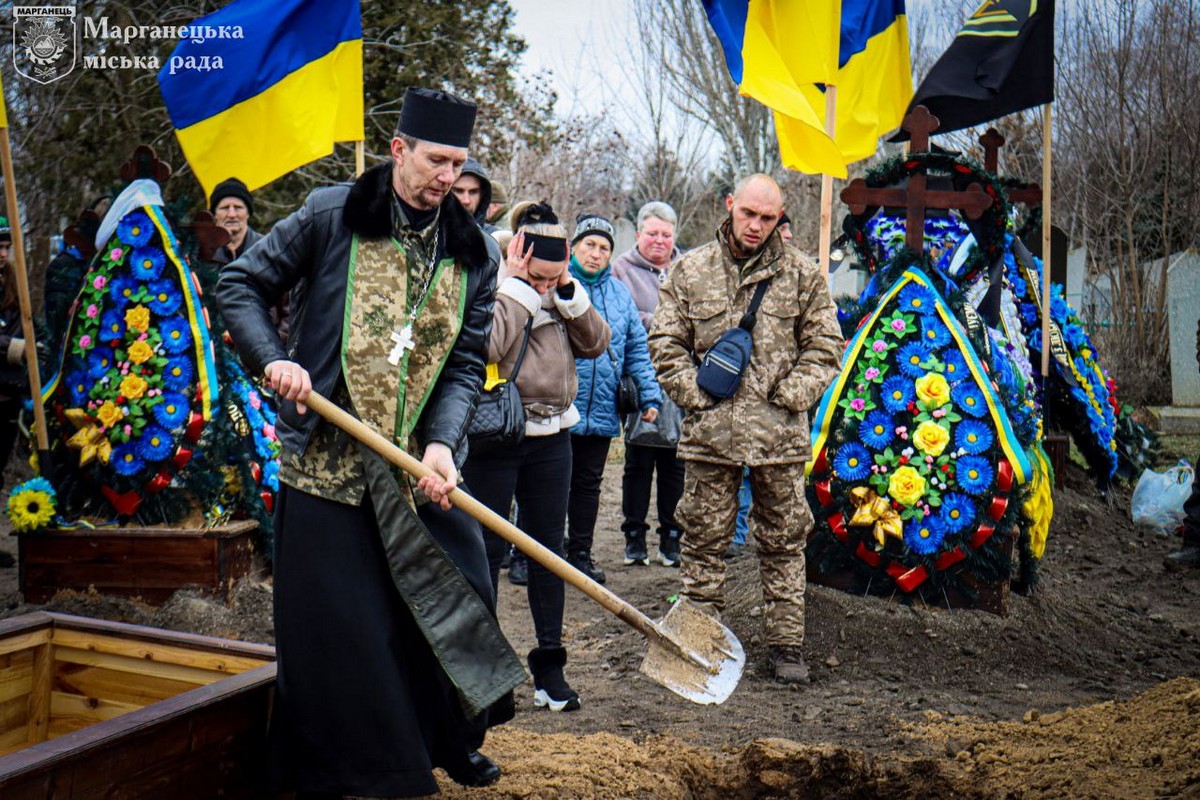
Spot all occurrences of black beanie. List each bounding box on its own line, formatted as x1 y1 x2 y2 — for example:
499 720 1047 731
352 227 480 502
209 178 253 216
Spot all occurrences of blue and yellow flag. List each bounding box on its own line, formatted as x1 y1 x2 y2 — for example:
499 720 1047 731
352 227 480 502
703 0 912 177
158 0 363 196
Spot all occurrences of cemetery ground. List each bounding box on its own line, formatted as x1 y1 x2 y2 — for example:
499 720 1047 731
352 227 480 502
1 437 1198 799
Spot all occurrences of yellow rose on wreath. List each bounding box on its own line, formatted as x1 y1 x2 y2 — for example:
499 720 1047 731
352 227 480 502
127 340 154 365
124 304 151 333
887 465 926 506
914 372 950 408
119 374 148 401
913 420 950 457
96 401 124 428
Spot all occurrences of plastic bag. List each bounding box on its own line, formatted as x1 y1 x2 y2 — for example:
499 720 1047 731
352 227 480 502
1130 460 1194 535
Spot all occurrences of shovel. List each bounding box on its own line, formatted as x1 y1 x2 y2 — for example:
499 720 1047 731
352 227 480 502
303 391 745 705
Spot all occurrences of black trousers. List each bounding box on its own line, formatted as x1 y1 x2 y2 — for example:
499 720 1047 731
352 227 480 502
1184 452 1200 545
269 486 493 797
621 442 685 541
566 434 612 559
0 397 22 471
463 430 571 649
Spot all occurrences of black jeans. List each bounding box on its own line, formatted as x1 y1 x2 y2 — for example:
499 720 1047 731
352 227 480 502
462 430 571 649
621 442 685 542
566 434 612 559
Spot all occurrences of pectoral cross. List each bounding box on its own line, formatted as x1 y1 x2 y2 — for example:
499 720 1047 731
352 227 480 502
388 325 415 366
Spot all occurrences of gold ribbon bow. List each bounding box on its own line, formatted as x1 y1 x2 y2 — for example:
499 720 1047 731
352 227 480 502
64 408 113 467
848 487 903 546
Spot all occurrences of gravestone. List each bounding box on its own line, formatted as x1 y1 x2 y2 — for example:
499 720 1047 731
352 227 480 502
1065 245 1087 309
1167 251 1200 407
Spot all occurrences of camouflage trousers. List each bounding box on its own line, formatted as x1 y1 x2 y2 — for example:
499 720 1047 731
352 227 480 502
676 460 814 647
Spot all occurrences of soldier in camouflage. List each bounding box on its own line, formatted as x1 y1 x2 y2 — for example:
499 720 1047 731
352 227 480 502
648 174 843 683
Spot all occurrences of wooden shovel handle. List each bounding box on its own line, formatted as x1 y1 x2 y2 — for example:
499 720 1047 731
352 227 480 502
303 391 662 640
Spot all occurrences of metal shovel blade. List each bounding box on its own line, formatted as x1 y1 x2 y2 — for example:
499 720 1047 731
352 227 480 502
640 597 745 705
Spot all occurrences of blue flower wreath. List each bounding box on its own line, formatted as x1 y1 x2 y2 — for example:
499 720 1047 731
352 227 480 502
951 382 987 418
66 370 89 407
146 278 183 316
153 391 191 429
859 410 895 449
938 492 976 535
898 283 934 315
955 455 994 496
162 355 193 391
137 425 175 462
833 443 872 481
904 516 946 555
129 247 166 281
897 341 933 379
87 349 114 379
159 317 193 354
955 419 994 455
941 350 968 384
117 212 154 247
881 376 915 413
111 442 146 476
99 309 126 342
109 275 140 309
917 316 952 350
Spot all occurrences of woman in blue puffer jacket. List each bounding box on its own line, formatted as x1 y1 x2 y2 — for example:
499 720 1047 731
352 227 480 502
565 214 661 584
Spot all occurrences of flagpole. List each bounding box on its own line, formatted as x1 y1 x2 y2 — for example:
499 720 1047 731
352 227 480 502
355 140 365 177
1039 102 1052 379
818 86 838 274
0 80 49 455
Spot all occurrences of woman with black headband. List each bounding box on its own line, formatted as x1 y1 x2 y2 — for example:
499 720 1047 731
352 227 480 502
462 201 610 712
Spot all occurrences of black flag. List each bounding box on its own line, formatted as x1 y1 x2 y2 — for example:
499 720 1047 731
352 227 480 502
894 0 1054 139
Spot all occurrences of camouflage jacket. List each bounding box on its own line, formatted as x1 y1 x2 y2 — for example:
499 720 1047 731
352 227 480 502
648 221 843 466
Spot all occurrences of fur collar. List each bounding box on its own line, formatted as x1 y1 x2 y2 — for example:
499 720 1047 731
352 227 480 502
342 162 490 270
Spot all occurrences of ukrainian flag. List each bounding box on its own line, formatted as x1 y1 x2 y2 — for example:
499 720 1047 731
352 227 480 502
703 0 911 177
158 0 363 196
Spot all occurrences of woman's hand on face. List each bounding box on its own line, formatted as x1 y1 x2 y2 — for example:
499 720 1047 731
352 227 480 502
504 231 532 283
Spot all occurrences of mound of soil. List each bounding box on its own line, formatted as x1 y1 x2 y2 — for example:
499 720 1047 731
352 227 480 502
1 452 1197 798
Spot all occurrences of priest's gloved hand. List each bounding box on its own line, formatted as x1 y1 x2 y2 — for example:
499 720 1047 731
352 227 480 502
264 360 312 414
419 442 457 510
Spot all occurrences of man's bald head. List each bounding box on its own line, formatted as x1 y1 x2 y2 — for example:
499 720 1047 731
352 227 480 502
731 173 783 205
725 173 784 257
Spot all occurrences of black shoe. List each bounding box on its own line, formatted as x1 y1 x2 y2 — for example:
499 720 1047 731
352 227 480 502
624 532 649 566
725 541 745 560
658 529 681 568
527 646 581 712
1165 545 1200 570
444 750 502 787
567 551 606 584
508 553 528 585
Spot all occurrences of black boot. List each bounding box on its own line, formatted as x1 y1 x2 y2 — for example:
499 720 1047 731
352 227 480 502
443 751 502 787
567 550 607 584
508 552 528 585
658 528 681 568
624 531 649 566
527 646 580 712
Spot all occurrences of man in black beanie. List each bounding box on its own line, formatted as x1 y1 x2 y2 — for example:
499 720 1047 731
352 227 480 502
209 177 260 260
218 87 523 798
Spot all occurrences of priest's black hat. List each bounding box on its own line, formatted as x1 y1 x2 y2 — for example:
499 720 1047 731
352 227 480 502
397 87 477 149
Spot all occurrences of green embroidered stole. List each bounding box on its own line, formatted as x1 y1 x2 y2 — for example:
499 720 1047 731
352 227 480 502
342 235 468 453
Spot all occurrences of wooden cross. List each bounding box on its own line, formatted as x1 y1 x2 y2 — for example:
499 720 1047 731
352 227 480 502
187 210 231 263
841 106 994 254
979 128 1043 207
119 144 172 185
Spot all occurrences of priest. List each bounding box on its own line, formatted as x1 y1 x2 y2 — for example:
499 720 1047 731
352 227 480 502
217 87 525 799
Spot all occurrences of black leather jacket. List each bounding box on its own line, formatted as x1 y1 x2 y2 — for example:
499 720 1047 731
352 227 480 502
216 163 500 457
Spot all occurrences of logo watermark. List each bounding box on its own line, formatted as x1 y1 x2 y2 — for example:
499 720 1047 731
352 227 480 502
13 5 77 84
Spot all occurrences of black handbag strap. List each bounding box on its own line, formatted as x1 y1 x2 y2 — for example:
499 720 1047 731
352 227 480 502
738 277 773 332
508 316 535 382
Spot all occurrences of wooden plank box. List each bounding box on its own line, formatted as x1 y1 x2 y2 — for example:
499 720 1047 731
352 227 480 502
0 612 276 799
16 520 258 605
